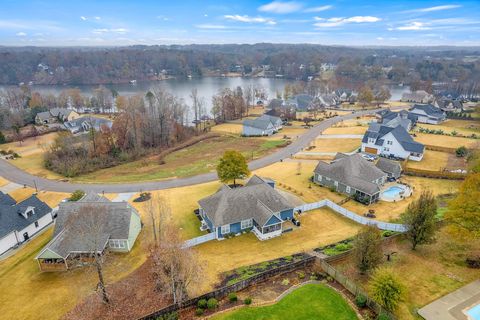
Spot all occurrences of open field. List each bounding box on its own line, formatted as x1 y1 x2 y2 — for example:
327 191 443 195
334 228 480 320
406 150 450 171
308 138 361 153
343 176 461 222
211 283 358 320
322 126 368 135
414 133 480 149
211 123 243 134
416 119 480 136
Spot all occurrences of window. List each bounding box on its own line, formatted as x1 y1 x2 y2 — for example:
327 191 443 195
317 174 322 181
334 181 338 187
110 240 126 249
221 224 230 235
383 147 390 152
387 140 393 145
368 138 375 144
346 186 351 193
325 177 331 181
241 219 253 229
34 221 39 228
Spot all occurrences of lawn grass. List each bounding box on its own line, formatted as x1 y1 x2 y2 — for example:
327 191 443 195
0 176 8 187
334 228 480 320
211 123 243 134
406 150 450 171
322 126 368 135
211 283 358 320
416 120 480 136
414 133 480 149
308 138 361 153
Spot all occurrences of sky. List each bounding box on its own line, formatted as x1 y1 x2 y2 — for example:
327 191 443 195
0 0 479 47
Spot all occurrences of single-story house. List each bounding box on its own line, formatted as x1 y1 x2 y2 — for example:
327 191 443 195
375 157 402 179
285 94 314 111
35 108 79 125
0 192 53 255
435 98 463 113
376 109 415 131
242 114 282 136
35 192 142 271
361 123 425 161
401 90 434 104
64 116 113 134
408 104 446 124
198 175 294 241
313 153 387 204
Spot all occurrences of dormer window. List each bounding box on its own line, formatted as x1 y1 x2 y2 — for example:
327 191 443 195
21 206 35 219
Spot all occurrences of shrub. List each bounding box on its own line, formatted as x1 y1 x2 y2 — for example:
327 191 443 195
197 299 207 309
207 298 218 310
281 278 290 286
368 267 405 311
228 292 238 302
296 271 305 279
0 131 5 144
456 146 468 158
156 312 178 320
377 313 391 320
244 297 252 305
69 190 85 202
195 308 204 316
355 294 367 308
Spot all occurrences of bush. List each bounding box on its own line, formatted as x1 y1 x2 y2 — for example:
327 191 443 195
368 267 404 311
69 190 85 202
244 297 252 305
156 312 178 320
195 308 204 316
197 299 207 309
0 131 6 144
228 292 238 302
296 271 305 279
281 278 290 286
377 313 391 320
456 146 468 158
207 298 218 310
355 294 367 308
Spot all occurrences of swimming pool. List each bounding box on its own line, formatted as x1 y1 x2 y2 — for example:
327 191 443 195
382 186 404 198
467 303 480 320
380 184 411 202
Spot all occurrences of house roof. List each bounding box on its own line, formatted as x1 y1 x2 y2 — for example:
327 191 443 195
410 104 445 120
243 118 273 131
198 175 292 227
376 157 402 176
38 192 139 259
36 111 52 121
402 90 431 102
362 123 425 154
0 191 15 206
64 116 113 132
314 153 386 195
384 117 412 131
50 108 74 118
0 195 52 238
268 99 284 109
258 114 281 125
436 99 463 110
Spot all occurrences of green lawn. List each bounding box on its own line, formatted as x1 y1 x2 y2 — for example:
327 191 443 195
211 284 358 320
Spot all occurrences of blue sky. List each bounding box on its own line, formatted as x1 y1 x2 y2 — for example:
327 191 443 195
0 0 479 46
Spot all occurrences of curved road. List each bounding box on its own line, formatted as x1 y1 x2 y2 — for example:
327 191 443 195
0 109 381 193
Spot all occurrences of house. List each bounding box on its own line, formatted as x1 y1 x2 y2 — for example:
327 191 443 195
198 175 294 241
375 157 402 180
335 89 356 103
401 90 434 104
266 99 296 120
0 192 53 255
64 116 113 134
35 108 79 125
313 153 387 204
318 94 339 108
285 94 314 111
361 123 425 161
376 109 415 131
35 192 142 271
409 104 446 124
435 98 463 113
242 114 282 136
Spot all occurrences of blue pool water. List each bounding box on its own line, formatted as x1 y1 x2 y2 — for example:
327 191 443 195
467 304 480 320
382 186 404 198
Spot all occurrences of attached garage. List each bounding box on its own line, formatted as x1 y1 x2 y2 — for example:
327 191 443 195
364 147 379 154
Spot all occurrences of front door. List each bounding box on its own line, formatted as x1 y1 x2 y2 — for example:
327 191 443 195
23 232 29 241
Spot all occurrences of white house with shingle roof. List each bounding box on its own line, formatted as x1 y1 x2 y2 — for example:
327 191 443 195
198 175 294 240
242 114 282 136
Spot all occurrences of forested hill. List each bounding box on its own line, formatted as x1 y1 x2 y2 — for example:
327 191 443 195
0 44 479 85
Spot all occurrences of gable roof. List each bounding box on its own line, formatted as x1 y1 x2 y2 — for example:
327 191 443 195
0 195 52 238
39 192 139 259
0 192 15 206
258 114 281 125
36 111 53 121
363 123 424 154
64 116 113 133
410 104 445 120
268 99 284 109
198 176 292 227
314 153 386 195
243 118 274 131
376 157 402 176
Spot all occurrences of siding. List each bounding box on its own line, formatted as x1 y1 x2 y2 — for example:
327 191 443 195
127 212 142 251
264 215 282 226
0 232 18 255
280 209 294 220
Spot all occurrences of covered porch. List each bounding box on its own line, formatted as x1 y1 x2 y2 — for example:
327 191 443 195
354 190 380 205
37 258 68 272
252 221 283 241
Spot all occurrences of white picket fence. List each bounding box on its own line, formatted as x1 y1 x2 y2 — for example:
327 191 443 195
183 232 216 248
294 199 407 232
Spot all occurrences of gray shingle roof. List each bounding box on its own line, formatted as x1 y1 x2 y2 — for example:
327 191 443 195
198 176 292 227
257 114 281 126
362 123 424 154
376 158 402 176
410 104 446 120
64 116 113 133
314 154 386 195
0 195 52 238
0 191 15 206
36 111 52 122
243 118 273 131
42 192 139 258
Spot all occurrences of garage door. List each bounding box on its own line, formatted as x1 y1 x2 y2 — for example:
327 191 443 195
364 147 379 154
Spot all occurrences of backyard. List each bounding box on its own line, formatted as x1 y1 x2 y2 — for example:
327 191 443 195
211 283 358 320
414 133 480 149
416 119 480 136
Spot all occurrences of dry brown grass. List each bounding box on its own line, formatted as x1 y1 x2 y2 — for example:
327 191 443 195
322 126 368 135
417 120 480 136
406 150 450 171
308 138 361 153
414 133 480 149
1 132 58 156
211 123 243 134
0 176 8 187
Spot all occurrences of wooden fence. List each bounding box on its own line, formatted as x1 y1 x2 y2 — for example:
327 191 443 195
403 167 466 180
137 255 316 320
319 259 396 320
424 144 457 153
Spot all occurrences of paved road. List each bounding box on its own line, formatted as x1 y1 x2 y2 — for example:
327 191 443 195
0 109 380 193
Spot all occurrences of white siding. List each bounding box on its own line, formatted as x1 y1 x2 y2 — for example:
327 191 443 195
17 213 53 242
0 232 19 255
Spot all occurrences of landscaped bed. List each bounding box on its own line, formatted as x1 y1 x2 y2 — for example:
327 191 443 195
210 283 358 320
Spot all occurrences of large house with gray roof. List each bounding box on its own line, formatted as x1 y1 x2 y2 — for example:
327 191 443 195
408 104 446 124
313 153 387 204
64 116 113 134
376 109 415 131
198 175 294 241
242 114 282 136
35 108 79 125
401 90 434 104
361 123 425 161
35 193 141 271
0 192 53 255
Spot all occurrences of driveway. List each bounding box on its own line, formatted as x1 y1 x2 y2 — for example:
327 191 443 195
0 109 383 193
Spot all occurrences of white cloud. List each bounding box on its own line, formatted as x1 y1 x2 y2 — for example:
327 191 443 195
396 21 431 31
224 15 276 25
412 4 462 12
157 15 170 21
16 32 27 36
80 16 87 21
93 28 128 34
304 5 333 13
376 37 384 40
95 16 101 20
314 16 381 27
195 24 228 29
258 1 302 14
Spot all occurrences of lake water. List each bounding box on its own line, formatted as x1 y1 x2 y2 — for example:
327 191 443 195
0 78 409 111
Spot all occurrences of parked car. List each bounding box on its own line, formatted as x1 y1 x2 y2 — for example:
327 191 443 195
361 154 376 162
